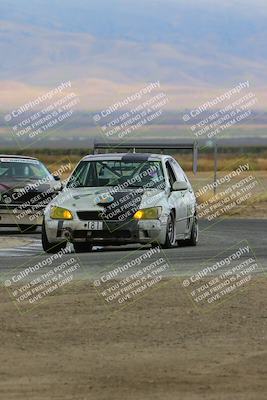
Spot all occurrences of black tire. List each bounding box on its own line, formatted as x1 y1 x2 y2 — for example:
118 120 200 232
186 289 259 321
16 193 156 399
178 215 198 247
18 225 38 233
42 222 67 253
73 242 93 253
162 212 176 248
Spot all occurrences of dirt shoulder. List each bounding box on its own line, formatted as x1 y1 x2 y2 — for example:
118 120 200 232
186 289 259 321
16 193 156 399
224 202 267 218
0 278 266 400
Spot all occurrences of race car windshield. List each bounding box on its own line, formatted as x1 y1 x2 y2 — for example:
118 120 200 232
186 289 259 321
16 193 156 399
67 160 165 189
0 159 52 181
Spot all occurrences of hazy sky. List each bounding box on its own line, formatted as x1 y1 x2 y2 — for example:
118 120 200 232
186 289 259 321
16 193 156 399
1 0 266 110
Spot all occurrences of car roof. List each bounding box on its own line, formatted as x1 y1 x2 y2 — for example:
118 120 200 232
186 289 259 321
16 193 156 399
0 155 38 160
82 153 167 162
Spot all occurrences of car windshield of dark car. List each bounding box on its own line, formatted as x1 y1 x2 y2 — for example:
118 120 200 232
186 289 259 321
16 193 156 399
67 160 165 189
0 159 52 181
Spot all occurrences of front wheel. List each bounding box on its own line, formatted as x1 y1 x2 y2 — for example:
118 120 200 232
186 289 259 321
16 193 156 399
162 212 177 248
42 222 67 253
178 215 198 247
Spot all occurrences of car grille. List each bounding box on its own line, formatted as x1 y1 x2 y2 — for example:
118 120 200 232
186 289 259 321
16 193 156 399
77 210 135 221
77 211 102 220
73 230 131 239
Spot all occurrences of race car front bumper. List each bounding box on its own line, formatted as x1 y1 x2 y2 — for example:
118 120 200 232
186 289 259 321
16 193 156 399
45 217 167 246
0 205 43 227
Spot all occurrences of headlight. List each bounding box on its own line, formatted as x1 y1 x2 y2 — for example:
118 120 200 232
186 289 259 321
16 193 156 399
134 207 162 220
50 206 73 220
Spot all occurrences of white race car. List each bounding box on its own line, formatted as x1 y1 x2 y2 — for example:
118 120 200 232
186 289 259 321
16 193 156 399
42 153 198 253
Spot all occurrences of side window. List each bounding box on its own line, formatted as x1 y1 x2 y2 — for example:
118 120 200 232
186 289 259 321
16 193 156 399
166 161 176 187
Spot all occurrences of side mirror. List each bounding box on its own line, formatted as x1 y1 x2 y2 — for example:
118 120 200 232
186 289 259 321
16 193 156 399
172 181 189 191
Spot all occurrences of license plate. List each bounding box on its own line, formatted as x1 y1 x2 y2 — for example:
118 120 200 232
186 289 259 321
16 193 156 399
87 221 103 230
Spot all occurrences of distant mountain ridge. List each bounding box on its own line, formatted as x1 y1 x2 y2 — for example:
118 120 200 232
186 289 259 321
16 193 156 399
1 0 267 114
1 0 267 86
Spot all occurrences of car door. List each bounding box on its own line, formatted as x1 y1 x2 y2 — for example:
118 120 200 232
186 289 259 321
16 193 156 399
170 159 195 236
165 160 187 237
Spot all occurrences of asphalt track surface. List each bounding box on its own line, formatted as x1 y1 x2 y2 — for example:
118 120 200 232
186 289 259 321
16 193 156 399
0 219 266 281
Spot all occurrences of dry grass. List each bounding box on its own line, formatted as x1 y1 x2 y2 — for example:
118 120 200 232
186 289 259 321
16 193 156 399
175 153 267 172
41 154 267 177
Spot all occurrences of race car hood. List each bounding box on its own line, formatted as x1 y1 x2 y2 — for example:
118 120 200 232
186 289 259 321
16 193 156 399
52 187 166 212
0 178 60 205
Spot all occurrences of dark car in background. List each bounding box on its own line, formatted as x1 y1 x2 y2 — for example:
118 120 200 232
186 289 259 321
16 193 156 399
0 155 62 232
